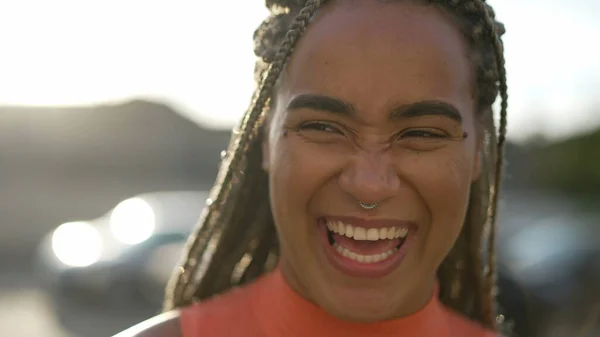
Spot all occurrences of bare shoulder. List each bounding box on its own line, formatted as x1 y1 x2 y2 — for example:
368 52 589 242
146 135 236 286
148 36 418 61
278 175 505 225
112 310 182 337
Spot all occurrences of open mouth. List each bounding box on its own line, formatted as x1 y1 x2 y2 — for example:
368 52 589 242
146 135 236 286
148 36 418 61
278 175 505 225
324 218 409 264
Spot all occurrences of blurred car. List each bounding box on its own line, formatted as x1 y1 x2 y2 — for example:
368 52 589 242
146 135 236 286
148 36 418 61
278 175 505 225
37 189 599 335
495 191 600 335
36 190 209 312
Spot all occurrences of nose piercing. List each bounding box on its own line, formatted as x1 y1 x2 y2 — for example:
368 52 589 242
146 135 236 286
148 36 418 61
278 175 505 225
358 201 379 210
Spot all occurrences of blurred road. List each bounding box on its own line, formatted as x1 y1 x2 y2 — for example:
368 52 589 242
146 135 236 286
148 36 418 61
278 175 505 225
0 261 155 337
0 262 69 337
0 289 70 337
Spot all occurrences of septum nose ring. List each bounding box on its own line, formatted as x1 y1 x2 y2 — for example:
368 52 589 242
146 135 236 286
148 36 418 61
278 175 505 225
358 200 379 210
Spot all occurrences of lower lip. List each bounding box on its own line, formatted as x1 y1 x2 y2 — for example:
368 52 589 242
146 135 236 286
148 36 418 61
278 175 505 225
317 220 414 279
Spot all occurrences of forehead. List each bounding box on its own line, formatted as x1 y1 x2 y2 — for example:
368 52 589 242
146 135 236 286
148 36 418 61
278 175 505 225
281 1 474 116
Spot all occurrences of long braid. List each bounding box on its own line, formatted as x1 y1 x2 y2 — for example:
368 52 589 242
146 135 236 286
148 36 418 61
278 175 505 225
165 0 323 309
166 0 508 332
472 0 509 328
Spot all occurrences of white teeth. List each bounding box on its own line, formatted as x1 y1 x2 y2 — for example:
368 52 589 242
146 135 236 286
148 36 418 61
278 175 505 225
333 243 397 264
345 225 354 238
366 228 379 241
386 227 395 239
379 227 388 240
338 221 346 235
353 227 366 240
327 221 409 241
400 228 408 238
395 227 402 238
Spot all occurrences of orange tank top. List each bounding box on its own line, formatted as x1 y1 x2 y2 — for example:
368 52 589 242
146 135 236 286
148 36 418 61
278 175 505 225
180 269 496 337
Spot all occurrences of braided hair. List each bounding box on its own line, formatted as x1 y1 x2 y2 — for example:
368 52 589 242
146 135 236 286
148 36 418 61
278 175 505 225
165 0 508 331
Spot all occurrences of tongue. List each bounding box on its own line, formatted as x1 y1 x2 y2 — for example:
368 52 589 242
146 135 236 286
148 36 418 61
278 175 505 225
333 233 400 255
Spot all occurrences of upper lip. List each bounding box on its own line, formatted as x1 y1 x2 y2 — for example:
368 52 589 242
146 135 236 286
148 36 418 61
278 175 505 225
322 215 417 230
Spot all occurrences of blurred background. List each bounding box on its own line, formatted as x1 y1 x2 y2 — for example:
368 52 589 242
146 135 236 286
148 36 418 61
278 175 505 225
0 0 598 336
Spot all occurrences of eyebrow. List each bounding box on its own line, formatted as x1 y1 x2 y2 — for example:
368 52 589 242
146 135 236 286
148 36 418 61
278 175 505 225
287 94 356 116
286 94 463 123
390 100 463 123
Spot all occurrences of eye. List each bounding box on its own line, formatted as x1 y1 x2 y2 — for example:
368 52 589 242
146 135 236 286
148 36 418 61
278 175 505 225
298 121 344 135
393 128 453 151
397 129 449 140
291 121 349 145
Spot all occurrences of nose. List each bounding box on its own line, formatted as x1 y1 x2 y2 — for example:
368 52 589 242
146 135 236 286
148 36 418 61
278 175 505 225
338 151 400 207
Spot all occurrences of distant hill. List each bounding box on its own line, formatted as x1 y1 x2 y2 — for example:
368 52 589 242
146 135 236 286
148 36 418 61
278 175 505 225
0 100 234 256
530 128 600 195
0 99 232 177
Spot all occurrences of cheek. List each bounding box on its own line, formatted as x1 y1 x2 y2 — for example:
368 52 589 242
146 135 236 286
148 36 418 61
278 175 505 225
268 137 340 252
400 150 475 262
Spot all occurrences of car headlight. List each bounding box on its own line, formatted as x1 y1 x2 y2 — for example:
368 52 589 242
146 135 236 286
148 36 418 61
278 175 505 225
51 222 102 267
110 197 156 245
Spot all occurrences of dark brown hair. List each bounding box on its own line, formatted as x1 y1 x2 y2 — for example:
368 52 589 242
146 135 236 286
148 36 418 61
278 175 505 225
165 0 508 331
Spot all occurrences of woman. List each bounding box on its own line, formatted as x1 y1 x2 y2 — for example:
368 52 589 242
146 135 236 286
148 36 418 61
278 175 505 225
116 0 509 336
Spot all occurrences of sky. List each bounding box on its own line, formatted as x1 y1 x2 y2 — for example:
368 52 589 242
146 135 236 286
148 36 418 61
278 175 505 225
0 0 598 142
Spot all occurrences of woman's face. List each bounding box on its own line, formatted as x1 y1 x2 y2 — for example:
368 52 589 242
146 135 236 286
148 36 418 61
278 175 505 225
263 1 481 322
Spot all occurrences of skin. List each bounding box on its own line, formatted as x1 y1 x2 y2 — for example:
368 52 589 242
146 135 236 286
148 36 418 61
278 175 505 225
262 0 482 323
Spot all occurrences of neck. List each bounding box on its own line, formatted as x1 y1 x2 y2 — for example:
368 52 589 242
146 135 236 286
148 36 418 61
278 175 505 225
278 260 438 322
252 267 447 337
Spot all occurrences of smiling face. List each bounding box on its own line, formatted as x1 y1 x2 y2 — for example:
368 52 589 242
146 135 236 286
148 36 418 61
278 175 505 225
263 1 482 322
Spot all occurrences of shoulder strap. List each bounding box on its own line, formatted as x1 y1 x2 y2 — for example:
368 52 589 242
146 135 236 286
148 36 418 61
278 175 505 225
112 310 182 337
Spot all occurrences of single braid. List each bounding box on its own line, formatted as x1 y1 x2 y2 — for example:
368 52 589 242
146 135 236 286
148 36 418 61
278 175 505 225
469 0 509 328
166 0 508 333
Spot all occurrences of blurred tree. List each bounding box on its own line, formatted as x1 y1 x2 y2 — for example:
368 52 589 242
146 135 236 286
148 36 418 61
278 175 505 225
532 127 600 195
